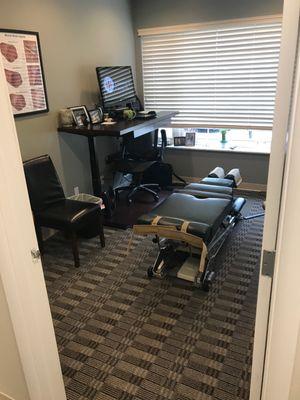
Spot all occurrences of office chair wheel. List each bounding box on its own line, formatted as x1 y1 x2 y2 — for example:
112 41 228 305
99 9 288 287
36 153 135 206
147 266 154 278
194 280 201 289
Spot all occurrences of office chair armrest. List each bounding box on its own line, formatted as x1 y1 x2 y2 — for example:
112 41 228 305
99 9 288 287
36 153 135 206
161 129 167 149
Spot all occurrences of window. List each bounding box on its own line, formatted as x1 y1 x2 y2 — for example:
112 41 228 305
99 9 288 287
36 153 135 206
140 16 282 130
159 127 272 154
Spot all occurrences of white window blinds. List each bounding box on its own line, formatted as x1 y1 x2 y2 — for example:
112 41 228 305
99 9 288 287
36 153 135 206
140 17 282 129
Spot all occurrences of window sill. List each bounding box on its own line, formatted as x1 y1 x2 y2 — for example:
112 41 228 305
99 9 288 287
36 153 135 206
166 141 270 155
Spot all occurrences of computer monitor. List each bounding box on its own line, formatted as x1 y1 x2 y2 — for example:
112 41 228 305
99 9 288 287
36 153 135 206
96 66 140 111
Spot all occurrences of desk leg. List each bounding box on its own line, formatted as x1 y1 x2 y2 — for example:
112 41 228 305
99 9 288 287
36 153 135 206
88 136 102 196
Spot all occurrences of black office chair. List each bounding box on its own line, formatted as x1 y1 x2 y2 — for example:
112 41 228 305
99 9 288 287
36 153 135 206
23 155 105 267
110 131 164 204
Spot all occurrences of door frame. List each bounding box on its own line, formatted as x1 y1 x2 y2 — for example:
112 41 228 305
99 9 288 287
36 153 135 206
250 0 300 398
0 58 66 399
261 37 300 400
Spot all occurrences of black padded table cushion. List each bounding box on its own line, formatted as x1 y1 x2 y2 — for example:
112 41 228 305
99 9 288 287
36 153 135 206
201 177 235 188
174 189 232 200
175 183 233 200
137 193 232 242
186 183 233 195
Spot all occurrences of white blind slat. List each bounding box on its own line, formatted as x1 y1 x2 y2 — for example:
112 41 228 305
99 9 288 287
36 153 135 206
141 19 281 129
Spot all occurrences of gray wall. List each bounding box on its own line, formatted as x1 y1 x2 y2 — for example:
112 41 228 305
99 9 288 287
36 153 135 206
1 0 135 195
165 149 269 185
131 0 283 29
131 0 283 184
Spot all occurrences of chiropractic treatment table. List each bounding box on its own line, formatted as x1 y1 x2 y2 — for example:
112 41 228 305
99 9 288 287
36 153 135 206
132 167 247 291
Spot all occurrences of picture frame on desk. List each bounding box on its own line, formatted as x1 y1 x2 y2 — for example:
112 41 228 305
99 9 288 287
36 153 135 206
185 132 196 146
70 105 90 126
174 136 186 146
88 107 103 124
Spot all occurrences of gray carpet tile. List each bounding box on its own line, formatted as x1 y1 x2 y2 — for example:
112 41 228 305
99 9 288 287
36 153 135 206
42 197 264 400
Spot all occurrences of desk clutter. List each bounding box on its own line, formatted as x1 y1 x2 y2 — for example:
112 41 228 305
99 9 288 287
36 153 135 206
59 105 157 128
59 105 104 127
58 65 159 129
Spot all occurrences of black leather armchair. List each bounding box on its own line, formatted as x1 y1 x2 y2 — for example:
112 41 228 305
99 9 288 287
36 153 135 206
23 155 105 267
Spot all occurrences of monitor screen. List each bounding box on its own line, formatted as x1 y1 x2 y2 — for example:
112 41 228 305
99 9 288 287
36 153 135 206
96 66 137 109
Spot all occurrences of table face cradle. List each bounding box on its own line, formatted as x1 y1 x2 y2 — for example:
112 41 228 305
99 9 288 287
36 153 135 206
58 111 178 196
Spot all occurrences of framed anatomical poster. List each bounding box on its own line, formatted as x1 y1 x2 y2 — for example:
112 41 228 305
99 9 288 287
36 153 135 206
0 29 49 117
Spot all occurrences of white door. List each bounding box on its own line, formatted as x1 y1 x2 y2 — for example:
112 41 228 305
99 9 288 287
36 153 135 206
261 45 300 400
250 0 300 399
0 56 66 398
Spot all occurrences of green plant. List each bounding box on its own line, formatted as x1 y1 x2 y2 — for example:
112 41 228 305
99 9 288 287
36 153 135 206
221 129 228 143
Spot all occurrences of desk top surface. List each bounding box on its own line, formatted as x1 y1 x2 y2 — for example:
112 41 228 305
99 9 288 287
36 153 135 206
58 111 177 137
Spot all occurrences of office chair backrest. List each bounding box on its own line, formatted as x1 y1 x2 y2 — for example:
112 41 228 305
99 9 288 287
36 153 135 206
124 130 167 161
124 132 154 157
23 155 65 212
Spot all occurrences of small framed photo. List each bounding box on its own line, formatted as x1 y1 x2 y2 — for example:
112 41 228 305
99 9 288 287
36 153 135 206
174 136 186 146
88 107 103 124
185 132 196 146
70 105 90 126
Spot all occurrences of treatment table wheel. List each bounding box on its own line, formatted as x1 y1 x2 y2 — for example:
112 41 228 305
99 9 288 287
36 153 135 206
202 280 211 292
202 271 215 292
147 266 154 278
194 270 213 291
194 274 202 289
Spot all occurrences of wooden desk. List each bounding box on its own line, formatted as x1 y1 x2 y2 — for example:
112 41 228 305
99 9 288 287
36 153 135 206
58 111 177 196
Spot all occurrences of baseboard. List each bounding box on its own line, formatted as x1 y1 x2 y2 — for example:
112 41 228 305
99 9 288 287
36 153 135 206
238 182 267 192
174 176 267 193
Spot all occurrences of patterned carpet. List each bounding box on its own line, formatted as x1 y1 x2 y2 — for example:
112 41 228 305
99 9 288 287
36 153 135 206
43 196 264 400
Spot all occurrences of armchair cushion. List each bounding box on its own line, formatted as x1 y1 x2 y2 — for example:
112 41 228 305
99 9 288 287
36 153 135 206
35 199 101 231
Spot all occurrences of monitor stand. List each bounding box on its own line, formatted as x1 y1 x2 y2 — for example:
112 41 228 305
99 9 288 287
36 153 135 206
105 96 142 113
